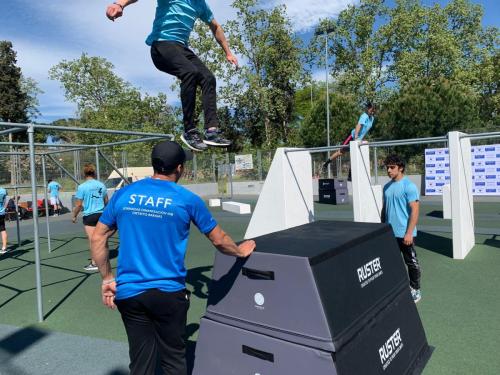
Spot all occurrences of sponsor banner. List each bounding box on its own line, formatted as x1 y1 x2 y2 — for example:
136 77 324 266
425 145 500 196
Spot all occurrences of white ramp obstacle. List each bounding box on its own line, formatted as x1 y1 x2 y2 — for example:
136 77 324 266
222 201 251 214
350 141 383 223
244 148 313 239
448 131 475 259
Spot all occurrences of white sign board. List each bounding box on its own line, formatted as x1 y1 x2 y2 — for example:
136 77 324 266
425 144 500 196
235 154 253 170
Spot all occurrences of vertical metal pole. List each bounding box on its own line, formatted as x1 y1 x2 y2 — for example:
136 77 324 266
257 150 262 181
95 147 100 181
211 154 216 183
41 156 52 253
14 187 20 246
193 154 197 181
28 125 43 322
374 147 378 184
325 31 331 179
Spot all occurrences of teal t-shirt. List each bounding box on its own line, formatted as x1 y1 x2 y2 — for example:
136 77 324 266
0 188 7 216
383 176 419 238
75 179 107 216
351 112 374 140
48 181 61 198
146 0 214 46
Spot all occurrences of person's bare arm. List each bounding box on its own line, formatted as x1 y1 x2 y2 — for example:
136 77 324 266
106 0 138 21
72 200 83 223
354 123 362 140
209 19 238 66
91 222 117 309
104 195 109 205
404 201 419 245
206 225 255 257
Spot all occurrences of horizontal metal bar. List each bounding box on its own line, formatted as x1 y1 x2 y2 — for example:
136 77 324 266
366 136 447 147
0 121 175 138
0 142 96 148
11 185 46 189
0 151 33 155
286 136 447 154
0 127 26 136
461 132 500 141
0 122 31 128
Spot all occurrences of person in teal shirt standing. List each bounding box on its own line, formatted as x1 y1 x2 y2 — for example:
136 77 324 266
0 187 8 254
382 154 422 303
73 164 108 271
105 0 238 152
47 179 62 216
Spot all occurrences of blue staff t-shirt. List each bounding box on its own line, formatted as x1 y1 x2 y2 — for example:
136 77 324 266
75 179 107 216
0 188 7 216
99 178 218 300
146 0 214 46
383 176 419 238
48 181 61 198
351 112 374 140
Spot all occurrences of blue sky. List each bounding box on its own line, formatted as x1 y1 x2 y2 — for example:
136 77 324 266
0 0 498 123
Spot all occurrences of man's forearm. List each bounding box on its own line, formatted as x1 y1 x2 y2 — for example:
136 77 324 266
91 234 113 279
72 206 82 218
354 124 362 139
212 25 231 56
406 206 419 236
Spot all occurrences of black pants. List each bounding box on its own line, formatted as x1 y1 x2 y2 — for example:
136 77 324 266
396 238 421 290
151 41 218 133
115 288 190 375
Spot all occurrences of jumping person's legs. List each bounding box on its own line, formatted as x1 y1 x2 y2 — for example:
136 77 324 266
150 41 230 150
323 134 353 171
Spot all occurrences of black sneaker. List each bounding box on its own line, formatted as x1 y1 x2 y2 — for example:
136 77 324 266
180 130 208 152
203 129 232 147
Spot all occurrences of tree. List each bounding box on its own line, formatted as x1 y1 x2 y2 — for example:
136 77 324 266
49 54 178 151
0 41 28 123
222 0 303 147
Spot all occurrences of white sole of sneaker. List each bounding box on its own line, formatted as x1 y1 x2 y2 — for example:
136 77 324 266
203 140 231 147
180 134 207 152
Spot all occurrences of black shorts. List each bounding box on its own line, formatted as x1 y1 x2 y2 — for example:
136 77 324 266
82 212 102 227
0 215 5 231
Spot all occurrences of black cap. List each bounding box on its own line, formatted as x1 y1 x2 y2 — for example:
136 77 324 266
151 140 193 173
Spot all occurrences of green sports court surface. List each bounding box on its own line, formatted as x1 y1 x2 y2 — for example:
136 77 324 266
0 198 499 374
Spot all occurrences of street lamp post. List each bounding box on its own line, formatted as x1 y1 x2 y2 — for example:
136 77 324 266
315 26 335 178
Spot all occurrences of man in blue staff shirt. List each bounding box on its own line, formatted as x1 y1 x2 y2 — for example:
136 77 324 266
382 154 422 303
91 140 255 375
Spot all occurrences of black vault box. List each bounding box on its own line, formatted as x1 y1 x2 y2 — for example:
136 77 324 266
319 190 349 205
319 178 348 190
205 221 409 351
194 288 432 375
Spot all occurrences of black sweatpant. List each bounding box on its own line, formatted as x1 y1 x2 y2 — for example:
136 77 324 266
396 238 421 290
115 288 190 375
150 40 218 133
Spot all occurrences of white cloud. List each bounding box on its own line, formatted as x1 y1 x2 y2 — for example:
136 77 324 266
270 0 356 32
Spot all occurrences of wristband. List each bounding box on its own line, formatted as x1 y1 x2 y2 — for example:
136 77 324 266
102 278 115 285
113 2 124 10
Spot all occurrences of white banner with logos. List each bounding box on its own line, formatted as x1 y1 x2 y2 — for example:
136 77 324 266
425 145 500 196
235 154 253 170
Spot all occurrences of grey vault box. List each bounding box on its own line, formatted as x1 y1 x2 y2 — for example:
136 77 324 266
194 288 431 375
205 220 409 351
194 221 432 374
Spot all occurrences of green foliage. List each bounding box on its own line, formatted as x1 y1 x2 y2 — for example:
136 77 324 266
300 92 360 147
49 53 178 151
0 41 29 123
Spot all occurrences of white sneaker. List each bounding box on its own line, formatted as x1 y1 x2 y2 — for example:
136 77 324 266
0 248 7 255
411 288 422 303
